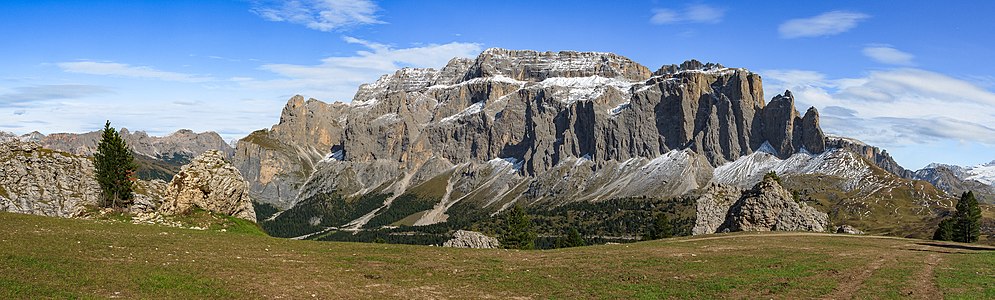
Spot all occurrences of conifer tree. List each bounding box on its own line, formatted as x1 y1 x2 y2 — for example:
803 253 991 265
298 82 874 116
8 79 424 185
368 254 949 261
645 213 674 240
94 121 137 208
952 191 982 243
932 218 954 241
500 204 536 250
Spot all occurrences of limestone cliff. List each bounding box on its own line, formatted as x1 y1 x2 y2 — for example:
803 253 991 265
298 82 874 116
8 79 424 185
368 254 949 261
235 49 827 213
0 141 101 217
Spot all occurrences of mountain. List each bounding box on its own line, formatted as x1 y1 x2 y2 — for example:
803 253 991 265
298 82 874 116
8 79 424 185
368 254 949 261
234 48 962 241
22 128 234 180
913 161 995 203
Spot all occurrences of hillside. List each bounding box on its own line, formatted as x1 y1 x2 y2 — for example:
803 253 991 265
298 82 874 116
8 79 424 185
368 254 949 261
2 212 992 299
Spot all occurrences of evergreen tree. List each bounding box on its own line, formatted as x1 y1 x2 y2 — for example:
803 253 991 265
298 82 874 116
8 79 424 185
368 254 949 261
555 227 586 248
952 191 982 243
764 171 782 185
565 227 585 247
94 121 137 208
932 218 954 241
644 213 674 240
500 205 536 250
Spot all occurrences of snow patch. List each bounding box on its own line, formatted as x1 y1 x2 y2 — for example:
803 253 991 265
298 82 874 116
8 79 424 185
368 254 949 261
441 101 485 123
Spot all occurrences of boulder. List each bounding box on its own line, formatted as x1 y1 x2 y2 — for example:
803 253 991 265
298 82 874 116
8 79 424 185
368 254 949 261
159 150 256 221
442 230 501 249
835 225 864 235
721 176 828 232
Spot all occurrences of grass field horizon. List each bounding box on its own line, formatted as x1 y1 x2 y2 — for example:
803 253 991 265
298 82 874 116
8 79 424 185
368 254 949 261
2 211 994 299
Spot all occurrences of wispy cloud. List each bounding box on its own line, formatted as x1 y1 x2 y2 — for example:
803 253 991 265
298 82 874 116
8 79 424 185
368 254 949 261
250 0 384 31
778 11 869 38
650 4 726 25
0 84 112 108
862 45 914 65
762 68 995 148
239 36 482 102
57 61 214 82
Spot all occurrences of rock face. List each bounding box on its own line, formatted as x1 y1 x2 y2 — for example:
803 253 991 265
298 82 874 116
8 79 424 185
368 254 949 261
0 141 101 217
694 176 828 235
721 176 828 232
691 184 743 235
160 150 256 221
442 230 501 249
236 49 828 214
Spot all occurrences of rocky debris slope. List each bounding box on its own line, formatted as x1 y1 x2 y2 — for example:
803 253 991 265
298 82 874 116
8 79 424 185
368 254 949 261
693 175 828 234
442 230 501 249
159 150 256 221
0 141 101 217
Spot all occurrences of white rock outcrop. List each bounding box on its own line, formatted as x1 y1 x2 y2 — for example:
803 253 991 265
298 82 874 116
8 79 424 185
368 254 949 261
442 230 501 249
159 150 256 221
0 141 101 217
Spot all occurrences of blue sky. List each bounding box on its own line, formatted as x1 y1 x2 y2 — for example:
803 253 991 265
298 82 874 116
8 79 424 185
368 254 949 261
1 0 993 169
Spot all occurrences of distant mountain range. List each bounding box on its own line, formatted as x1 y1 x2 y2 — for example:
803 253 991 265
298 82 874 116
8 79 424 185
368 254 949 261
1 129 232 180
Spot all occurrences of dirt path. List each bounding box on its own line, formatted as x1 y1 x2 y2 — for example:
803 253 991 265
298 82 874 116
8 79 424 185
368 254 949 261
904 253 942 299
823 255 886 300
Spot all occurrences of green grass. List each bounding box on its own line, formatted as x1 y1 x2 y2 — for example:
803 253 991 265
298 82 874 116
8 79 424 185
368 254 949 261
1 212 993 299
936 250 995 299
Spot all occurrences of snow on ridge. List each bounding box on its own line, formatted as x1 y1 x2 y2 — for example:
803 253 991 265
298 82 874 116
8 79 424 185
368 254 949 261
538 75 638 104
440 101 485 123
487 157 524 173
712 148 871 190
320 150 345 163
757 141 778 156
608 102 631 115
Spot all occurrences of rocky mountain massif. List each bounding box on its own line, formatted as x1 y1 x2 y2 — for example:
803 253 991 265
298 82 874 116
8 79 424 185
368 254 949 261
4 129 233 181
0 140 255 225
234 48 981 242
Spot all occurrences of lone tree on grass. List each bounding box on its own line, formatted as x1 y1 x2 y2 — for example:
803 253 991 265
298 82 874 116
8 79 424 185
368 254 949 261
933 191 982 243
953 191 982 243
500 204 537 250
94 121 137 208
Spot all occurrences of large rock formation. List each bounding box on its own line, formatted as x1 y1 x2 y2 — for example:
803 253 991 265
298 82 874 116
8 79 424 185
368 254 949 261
160 150 256 221
0 141 101 217
235 49 827 212
694 175 828 234
720 176 828 232
442 230 501 249
235 49 957 240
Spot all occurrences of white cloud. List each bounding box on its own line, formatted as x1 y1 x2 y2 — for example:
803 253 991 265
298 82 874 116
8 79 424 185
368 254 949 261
762 68 995 148
778 11 869 38
239 36 482 102
651 4 726 24
862 45 914 65
0 84 112 108
57 61 214 82
251 0 383 31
